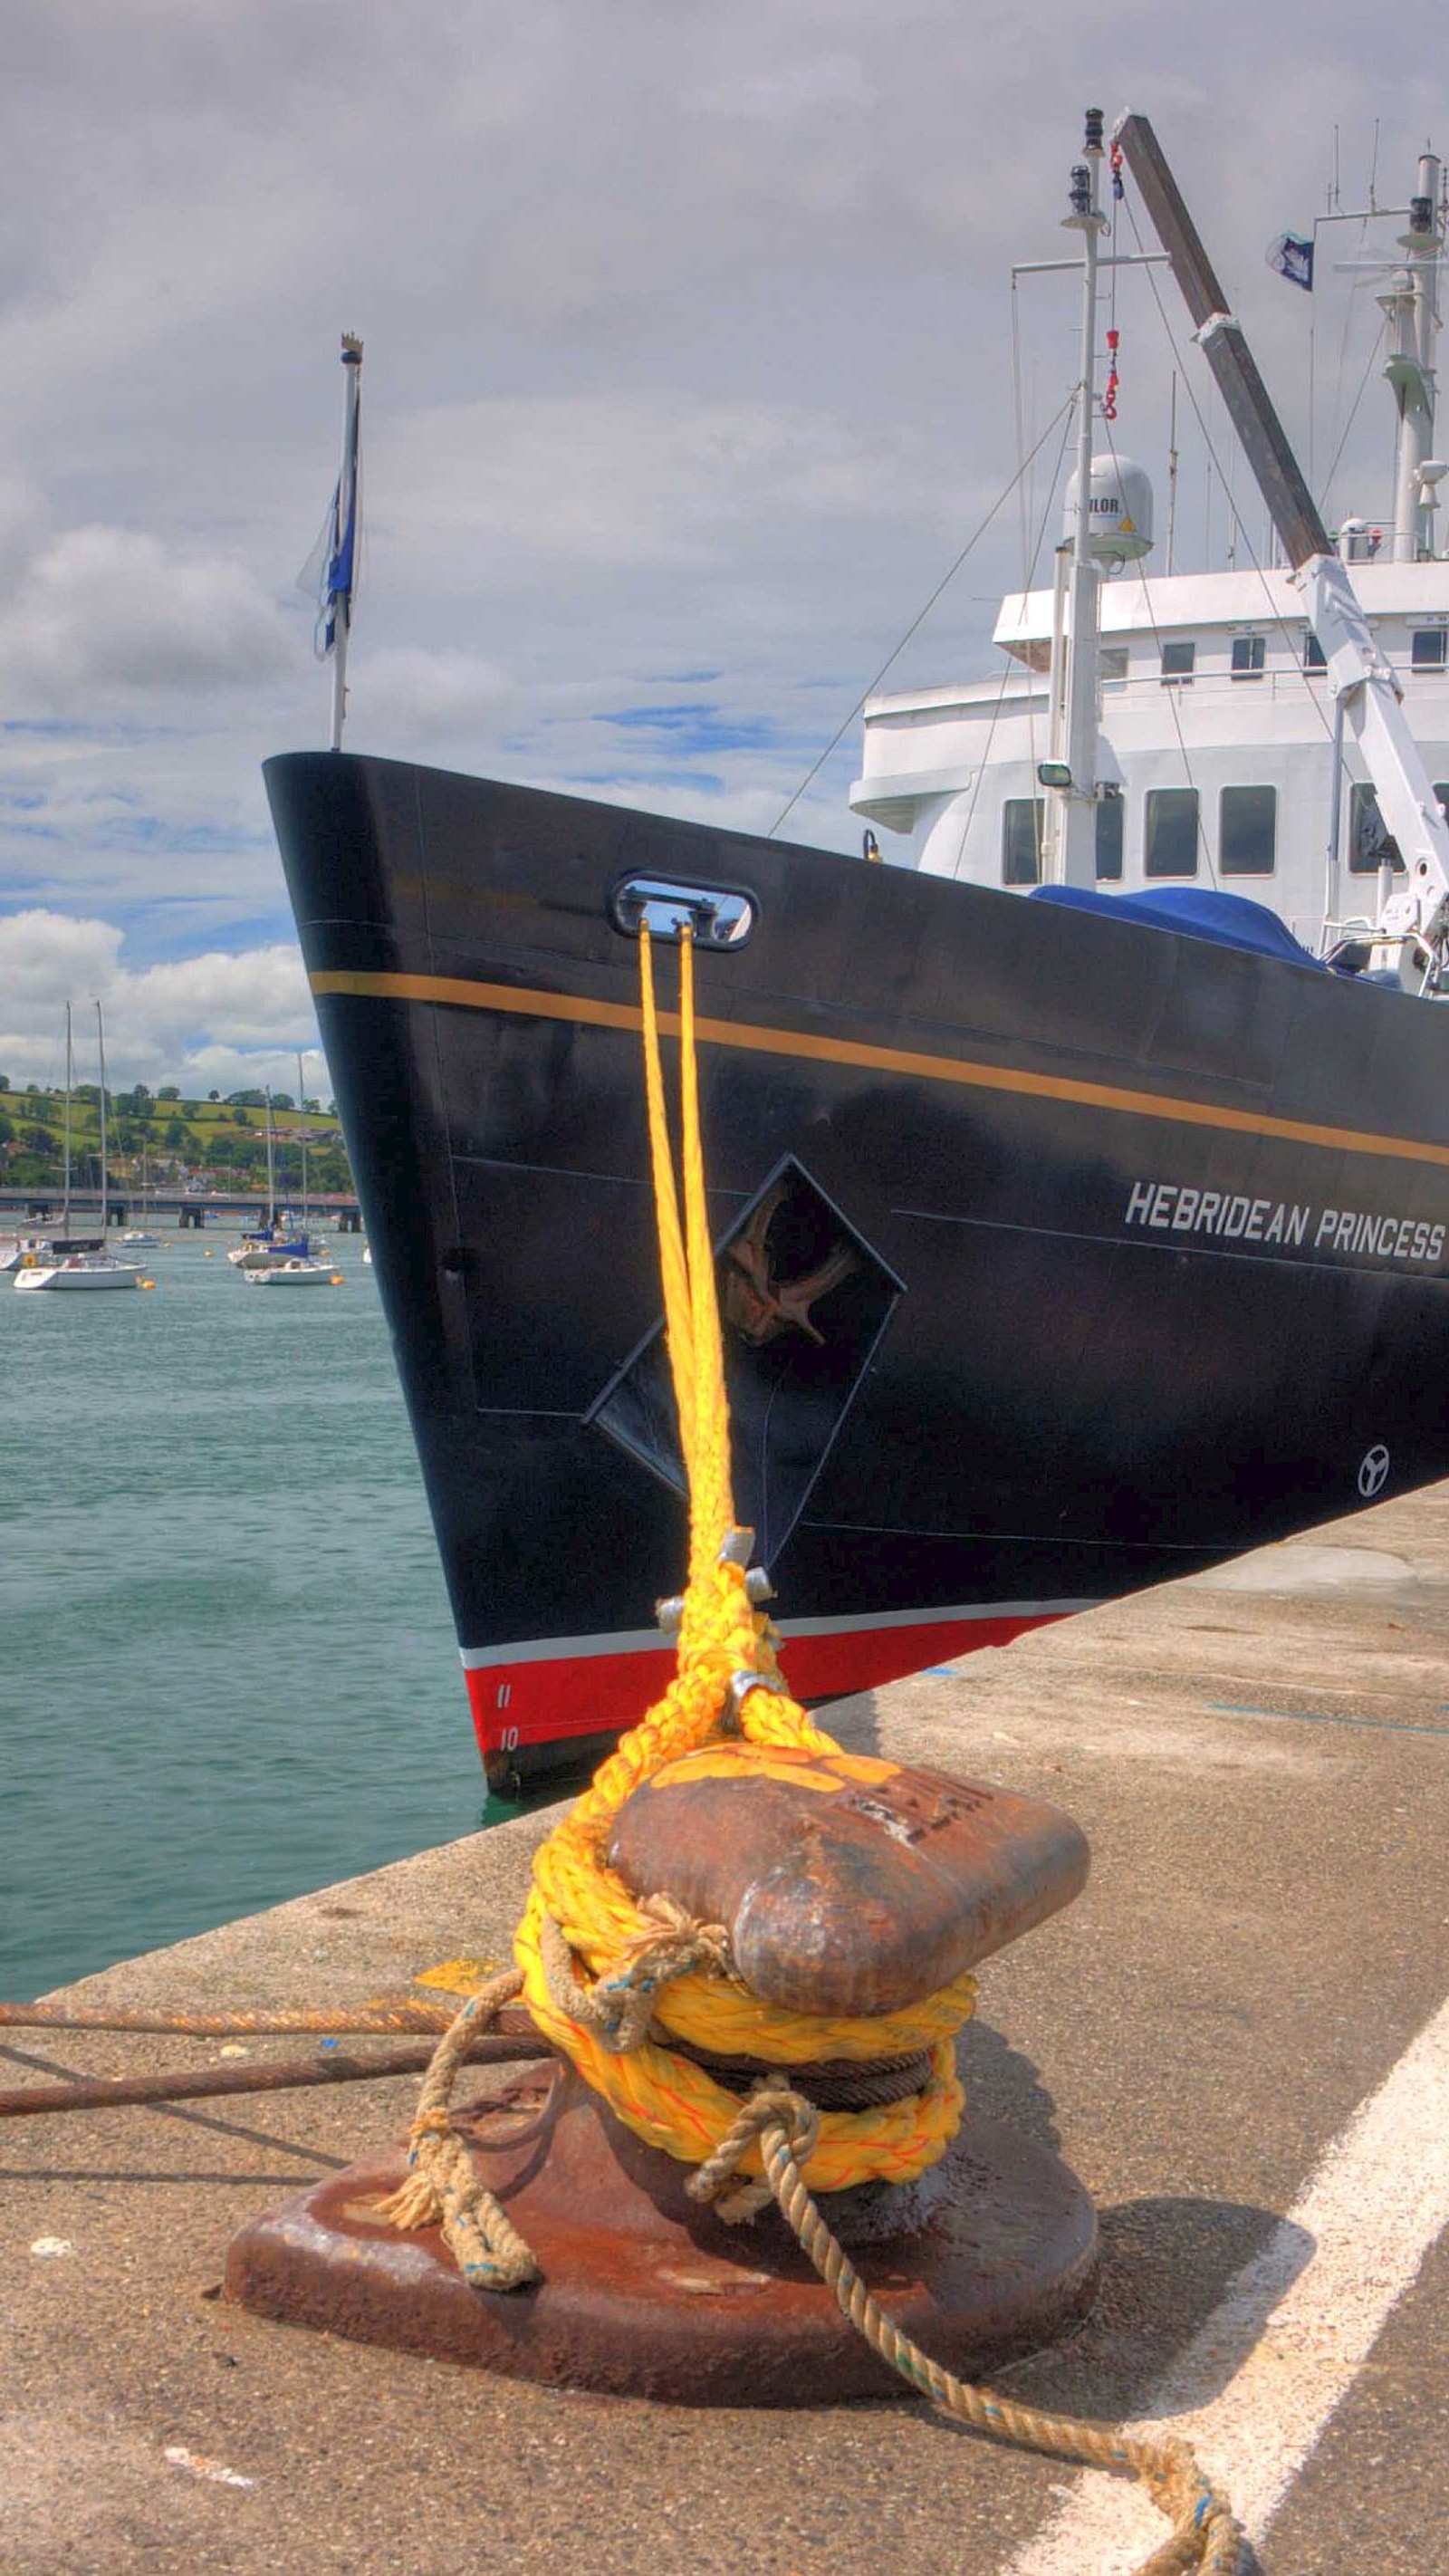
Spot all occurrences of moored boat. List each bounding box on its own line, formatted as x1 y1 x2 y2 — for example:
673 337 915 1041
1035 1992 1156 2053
14 1005 145 1294
16 1248 145 1292
239 1254 340 1285
268 115 1449 1798
227 1091 315 1268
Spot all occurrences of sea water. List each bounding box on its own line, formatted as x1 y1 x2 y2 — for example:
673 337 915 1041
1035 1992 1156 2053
0 1233 491 1997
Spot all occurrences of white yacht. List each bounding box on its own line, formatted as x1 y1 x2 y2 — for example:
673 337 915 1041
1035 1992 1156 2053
239 1253 340 1286
16 1246 144 1292
227 1093 312 1268
852 144 1449 963
14 1005 145 1293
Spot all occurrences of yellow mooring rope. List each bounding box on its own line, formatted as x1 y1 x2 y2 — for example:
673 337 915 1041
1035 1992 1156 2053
380 923 1242 2573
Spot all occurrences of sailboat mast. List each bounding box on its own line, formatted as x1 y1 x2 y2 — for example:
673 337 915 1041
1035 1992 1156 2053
297 1052 308 1227
62 1003 72 1236
329 335 363 752
264 1088 276 1227
96 1002 109 1235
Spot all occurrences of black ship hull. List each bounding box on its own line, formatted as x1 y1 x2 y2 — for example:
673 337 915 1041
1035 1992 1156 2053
267 752 1449 1794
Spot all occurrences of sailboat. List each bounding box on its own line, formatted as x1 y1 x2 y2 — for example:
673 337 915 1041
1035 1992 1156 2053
121 1144 161 1247
227 1089 312 1267
235 1071 338 1284
267 124 1449 1796
287 1051 331 1243
15 1005 145 1293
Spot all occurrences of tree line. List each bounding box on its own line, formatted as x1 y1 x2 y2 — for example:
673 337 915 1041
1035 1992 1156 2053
0 1079 354 1195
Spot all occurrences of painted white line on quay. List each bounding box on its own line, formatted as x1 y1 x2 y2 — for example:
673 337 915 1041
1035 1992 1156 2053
1002 1986 1449 2574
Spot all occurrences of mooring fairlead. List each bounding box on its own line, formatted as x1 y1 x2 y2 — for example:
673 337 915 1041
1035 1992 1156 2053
227 925 1239 2572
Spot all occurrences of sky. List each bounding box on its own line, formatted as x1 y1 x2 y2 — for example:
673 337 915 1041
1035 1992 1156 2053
0 0 1441 1093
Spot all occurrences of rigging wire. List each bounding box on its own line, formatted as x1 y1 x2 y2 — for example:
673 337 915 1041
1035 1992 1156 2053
1325 222 1374 513
957 396 1078 880
922 396 1078 884
1321 316 1390 519
767 395 1076 840
1093 406 1220 889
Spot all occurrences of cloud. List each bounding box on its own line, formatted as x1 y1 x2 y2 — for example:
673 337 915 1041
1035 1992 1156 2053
0 521 296 713
0 0 1437 966
380 391 963 587
359 645 521 746
0 907 319 1092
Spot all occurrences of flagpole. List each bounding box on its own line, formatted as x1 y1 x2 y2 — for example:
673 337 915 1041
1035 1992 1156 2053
329 333 363 751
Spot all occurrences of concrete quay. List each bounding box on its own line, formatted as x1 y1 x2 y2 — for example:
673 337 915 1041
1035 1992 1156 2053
5 1483 1449 2574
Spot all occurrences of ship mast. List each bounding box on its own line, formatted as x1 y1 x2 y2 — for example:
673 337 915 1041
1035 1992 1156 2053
1045 110 1108 888
1383 159 1443 564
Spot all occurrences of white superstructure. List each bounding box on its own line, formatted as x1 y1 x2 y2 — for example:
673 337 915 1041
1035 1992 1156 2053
853 555 1449 950
851 131 1449 963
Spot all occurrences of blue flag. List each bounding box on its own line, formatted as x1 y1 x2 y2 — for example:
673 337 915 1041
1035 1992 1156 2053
298 367 362 660
322 475 356 651
1267 231 1314 292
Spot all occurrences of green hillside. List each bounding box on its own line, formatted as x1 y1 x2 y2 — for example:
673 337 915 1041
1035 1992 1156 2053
0 1081 355 1196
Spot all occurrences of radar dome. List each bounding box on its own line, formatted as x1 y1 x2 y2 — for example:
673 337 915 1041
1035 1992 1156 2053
1062 454 1154 565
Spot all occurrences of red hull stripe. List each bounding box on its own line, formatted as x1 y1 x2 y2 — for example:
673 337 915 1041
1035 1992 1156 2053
464 1610 1069 1766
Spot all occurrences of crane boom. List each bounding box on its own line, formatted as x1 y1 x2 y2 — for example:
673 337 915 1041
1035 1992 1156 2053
1114 110 1449 968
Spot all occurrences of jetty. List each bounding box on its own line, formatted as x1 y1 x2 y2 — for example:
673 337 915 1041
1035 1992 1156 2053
6 1480 1449 2574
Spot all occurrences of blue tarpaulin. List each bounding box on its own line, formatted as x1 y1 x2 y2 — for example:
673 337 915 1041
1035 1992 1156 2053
1029 883 1328 971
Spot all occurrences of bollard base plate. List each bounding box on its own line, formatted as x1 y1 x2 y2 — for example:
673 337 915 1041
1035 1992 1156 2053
226 2064 1097 2404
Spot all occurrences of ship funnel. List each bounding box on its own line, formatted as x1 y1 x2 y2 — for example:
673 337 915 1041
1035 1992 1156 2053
1062 453 1155 565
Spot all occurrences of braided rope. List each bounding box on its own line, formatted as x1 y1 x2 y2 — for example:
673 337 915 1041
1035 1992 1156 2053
378 924 1243 2568
536 1895 733 2055
373 1967 540 2289
513 923 975 2190
694 2081 1243 2576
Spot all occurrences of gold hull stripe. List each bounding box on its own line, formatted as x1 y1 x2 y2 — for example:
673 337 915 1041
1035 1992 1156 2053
309 966 1449 1172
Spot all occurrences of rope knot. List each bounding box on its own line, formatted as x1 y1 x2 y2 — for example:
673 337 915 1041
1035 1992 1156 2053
622 1890 734 1983
539 1898 733 2057
686 2075 822 2223
408 2106 456 2148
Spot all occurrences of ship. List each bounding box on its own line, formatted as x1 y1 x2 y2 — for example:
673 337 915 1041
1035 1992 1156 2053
268 113 1449 1797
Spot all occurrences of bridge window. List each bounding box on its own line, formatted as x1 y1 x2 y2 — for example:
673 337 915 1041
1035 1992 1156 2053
1220 784 1276 874
1303 630 1327 671
1096 793 1124 880
1348 783 1404 874
1230 636 1266 679
1002 797 1044 886
1160 640 1195 685
1411 627 1448 671
1144 787 1200 877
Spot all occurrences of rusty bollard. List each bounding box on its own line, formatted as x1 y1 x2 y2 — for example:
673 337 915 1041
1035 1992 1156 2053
226 1743 1099 2401
609 1741 1089 2015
